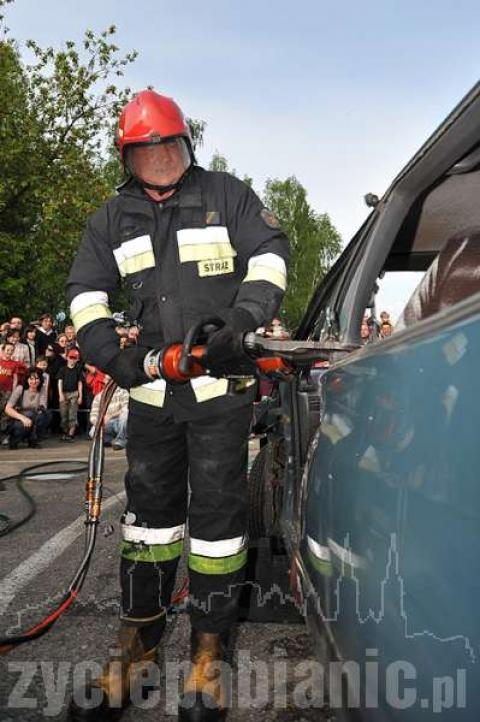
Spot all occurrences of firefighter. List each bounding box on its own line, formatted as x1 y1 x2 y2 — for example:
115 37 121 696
66 89 289 721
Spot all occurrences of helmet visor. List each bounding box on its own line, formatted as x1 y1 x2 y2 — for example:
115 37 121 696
124 137 191 187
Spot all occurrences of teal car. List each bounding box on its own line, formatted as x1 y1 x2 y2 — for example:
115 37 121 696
255 81 480 719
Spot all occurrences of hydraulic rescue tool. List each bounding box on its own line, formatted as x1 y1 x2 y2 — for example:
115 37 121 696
0 319 328 655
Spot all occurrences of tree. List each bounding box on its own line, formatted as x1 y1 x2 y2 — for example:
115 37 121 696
188 119 206 153
0 11 139 319
263 177 342 330
209 150 229 173
0 0 210 322
0 37 38 309
208 150 252 187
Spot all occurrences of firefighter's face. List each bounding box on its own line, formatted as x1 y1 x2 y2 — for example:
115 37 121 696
128 140 187 187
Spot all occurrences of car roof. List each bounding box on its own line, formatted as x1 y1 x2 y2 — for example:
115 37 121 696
380 81 480 269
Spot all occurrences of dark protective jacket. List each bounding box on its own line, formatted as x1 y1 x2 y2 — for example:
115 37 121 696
66 167 289 420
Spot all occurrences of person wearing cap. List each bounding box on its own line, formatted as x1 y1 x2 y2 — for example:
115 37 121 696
66 89 289 721
56 348 83 441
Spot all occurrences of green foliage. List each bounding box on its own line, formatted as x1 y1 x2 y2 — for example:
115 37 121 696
0 14 137 320
263 177 342 331
209 150 229 173
208 151 252 186
187 118 206 152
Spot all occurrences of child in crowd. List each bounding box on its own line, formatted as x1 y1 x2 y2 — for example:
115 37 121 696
0 342 20 431
57 348 83 441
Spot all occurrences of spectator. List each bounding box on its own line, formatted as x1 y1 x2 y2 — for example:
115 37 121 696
57 348 83 441
367 313 380 340
5 330 28 385
4 368 49 449
55 333 68 360
114 324 128 336
0 322 11 343
35 355 50 408
271 317 290 339
23 324 37 366
0 342 19 431
379 311 394 338
84 363 107 400
9 316 23 335
127 325 139 344
45 342 65 376
35 313 56 356
45 343 65 427
7 329 30 366
89 382 129 450
119 336 133 350
35 355 53 437
64 324 79 352
361 312 381 343
264 317 290 339
361 315 371 344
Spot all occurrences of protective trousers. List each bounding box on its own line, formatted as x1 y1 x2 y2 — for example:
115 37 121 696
120 399 252 634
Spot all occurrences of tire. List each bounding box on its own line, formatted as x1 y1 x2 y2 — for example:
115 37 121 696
242 442 303 623
247 443 273 540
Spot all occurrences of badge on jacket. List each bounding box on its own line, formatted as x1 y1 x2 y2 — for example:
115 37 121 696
261 208 281 229
198 258 235 277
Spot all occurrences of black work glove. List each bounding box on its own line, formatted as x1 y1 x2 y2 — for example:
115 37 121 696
203 308 258 377
104 346 151 390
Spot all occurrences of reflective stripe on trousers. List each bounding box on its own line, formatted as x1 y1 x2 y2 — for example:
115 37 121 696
119 400 252 633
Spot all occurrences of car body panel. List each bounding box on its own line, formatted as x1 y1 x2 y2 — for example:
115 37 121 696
269 80 480 719
281 306 480 719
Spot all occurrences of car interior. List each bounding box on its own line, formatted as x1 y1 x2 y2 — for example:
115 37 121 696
368 145 480 337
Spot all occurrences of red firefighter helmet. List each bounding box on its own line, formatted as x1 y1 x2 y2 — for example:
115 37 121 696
116 90 193 158
116 90 195 193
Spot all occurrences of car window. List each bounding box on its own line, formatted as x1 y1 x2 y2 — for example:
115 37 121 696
358 165 480 341
375 271 424 327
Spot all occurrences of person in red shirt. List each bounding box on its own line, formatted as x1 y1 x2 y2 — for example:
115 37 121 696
84 364 107 398
0 342 20 429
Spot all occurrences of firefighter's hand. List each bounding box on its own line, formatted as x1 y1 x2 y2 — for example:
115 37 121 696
104 346 151 390
204 326 256 377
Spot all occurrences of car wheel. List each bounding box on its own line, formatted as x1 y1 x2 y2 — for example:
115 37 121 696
247 442 274 540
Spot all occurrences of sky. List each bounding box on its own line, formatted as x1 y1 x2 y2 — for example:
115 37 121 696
5 0 480 319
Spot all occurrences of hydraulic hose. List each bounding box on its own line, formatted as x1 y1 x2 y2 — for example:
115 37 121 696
0 380 117 654
0 460 89 538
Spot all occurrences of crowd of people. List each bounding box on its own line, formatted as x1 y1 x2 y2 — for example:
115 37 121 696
361 309 394 343
0 311 292 452
0 314 130 450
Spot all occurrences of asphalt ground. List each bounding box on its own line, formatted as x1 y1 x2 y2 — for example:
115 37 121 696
0 437 326 721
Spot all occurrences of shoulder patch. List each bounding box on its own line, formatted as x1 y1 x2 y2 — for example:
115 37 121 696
261 208 281 230
206 211 221 225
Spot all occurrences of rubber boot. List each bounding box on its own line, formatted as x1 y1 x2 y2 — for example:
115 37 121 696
178 631 229 721
68 619 164 721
